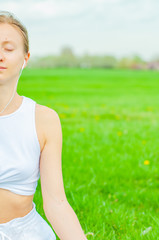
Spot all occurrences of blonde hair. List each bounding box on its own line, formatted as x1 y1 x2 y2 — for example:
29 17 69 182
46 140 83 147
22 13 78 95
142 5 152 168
0 11 29 54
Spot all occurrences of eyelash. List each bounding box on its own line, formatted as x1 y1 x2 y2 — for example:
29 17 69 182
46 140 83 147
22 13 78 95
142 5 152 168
6 49 13 51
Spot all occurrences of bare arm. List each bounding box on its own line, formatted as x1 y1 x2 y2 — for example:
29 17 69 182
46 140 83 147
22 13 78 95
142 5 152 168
39 107 87 240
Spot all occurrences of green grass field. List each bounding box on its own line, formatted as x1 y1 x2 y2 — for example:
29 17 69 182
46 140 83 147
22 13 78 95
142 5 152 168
19 68 159 240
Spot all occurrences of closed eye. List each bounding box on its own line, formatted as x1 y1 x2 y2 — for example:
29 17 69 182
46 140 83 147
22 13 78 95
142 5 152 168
5 49 14 51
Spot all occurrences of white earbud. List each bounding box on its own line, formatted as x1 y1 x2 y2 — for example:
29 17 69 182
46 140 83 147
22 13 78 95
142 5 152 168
22 60 26 70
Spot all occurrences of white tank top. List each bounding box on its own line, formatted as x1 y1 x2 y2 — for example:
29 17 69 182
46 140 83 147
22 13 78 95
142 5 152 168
0 95 41 195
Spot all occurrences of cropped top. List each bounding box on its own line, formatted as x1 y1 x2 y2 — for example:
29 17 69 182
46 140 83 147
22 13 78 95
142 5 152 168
0 96 41 195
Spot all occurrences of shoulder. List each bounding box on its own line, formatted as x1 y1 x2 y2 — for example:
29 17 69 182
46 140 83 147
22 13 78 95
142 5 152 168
36 103 60 123
35 103 62 143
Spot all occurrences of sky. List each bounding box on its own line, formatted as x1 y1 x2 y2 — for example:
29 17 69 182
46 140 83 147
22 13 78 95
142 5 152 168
1 0 159 61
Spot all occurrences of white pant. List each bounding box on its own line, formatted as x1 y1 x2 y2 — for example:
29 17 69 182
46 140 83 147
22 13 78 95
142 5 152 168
0 202 56 240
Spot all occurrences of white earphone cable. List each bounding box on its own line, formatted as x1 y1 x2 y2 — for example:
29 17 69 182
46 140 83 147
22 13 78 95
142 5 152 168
0 61 25 114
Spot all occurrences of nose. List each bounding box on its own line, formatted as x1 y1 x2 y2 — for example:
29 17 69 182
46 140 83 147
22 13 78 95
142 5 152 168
0 49 5 61
0 230 12 240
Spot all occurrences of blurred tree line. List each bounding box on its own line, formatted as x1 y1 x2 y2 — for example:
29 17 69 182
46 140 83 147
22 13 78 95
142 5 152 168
28 46 159 70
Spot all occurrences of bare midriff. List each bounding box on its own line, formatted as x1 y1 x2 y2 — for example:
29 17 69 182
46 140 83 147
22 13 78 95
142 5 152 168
0 188 34 223
0 97 46 224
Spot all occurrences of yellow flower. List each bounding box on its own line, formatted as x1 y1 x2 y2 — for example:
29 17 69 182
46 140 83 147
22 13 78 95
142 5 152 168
85 104 90 107
108 194 111 199
71 113 76 118
95 115 100 120
59 113 66 119
79 127 85 132
144 160 150 165
117 131 122 136
101 104 106 108
64 105 69 109
115 115 120 120
146 106 153 112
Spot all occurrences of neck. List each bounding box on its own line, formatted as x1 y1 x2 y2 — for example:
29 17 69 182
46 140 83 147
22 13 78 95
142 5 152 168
0 84 20 115
0 73 21 114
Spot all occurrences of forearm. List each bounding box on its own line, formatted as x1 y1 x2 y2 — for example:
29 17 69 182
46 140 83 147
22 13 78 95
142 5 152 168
44 200 87 240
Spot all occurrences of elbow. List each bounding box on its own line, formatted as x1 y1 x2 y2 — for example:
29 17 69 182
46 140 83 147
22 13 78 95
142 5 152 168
43 196 69 213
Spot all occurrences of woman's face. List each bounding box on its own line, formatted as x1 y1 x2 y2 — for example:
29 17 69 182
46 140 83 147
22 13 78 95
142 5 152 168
0 23 30 83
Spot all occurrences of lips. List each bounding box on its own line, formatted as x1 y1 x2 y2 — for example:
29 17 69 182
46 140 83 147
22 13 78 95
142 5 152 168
0 67 7 69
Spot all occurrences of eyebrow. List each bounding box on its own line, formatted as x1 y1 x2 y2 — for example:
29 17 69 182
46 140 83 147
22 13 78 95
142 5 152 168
2 40 16 46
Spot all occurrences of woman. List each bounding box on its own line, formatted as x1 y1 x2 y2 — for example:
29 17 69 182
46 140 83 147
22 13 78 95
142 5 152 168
0 11 87 240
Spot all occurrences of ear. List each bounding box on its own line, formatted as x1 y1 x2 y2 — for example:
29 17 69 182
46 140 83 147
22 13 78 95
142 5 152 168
23 52 31 68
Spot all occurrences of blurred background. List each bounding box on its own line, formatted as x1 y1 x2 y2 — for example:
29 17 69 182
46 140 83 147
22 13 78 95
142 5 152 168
1 0 159 69
2 1 159 239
